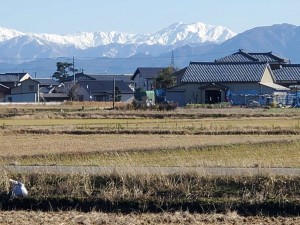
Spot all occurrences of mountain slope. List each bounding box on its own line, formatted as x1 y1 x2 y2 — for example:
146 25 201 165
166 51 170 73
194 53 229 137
213 23 300 62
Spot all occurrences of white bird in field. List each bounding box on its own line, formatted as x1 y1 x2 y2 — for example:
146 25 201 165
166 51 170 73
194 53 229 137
9 179 28 199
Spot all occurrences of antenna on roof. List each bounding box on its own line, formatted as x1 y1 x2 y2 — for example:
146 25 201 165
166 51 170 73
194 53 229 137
171 50 175 68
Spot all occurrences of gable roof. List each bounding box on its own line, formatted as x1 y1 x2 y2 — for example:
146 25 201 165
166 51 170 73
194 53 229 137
131 67 165 80
77 80 134 94
0 83 10 91
0 73 28 82
87 74 132 82
216 49 290 64
33 78 59 86
181 62 272 83
249 52 290 64
272 64 300 82
65 73 133 83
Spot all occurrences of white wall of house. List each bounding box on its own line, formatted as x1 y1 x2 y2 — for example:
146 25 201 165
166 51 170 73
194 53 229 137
261 67 275 83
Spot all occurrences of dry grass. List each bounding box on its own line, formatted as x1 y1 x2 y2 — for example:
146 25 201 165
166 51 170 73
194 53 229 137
0 133 299 158
2 171 300 216
0 210 299 225
1 103 300 219
1 117 300 131
4 139 300 168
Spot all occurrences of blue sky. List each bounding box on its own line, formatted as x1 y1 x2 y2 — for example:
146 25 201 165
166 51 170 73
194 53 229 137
1 0 299 34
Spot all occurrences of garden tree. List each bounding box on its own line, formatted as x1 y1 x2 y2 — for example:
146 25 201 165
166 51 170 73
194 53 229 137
114 86 122 102
155 67 175 89
52 62 77 82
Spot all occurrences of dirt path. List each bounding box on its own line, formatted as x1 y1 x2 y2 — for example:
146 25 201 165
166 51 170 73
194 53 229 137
3 165 300 176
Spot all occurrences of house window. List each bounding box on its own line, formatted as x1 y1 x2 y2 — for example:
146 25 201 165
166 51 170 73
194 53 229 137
29 85 34 92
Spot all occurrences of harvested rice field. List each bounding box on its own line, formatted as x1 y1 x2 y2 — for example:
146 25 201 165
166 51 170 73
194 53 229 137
1 102 300 223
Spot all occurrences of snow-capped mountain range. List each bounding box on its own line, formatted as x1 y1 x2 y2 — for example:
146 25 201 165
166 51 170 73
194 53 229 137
0 22 236 58
1 22 300 76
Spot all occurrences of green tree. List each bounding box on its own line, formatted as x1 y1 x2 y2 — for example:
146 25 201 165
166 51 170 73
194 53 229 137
52 62 74 82
155 67 175 89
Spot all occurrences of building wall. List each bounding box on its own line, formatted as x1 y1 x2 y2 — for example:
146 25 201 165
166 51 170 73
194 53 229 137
166 82 284 106
166 90 186 106
133 73 154 91
261 67 274 83
75 87 133 102
11 79 39 94
5 93 37 102
134 72 144 90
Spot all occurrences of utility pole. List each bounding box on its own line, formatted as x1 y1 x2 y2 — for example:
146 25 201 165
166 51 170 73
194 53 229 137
171 50 175 68
73 57 75 84
113 78 115 109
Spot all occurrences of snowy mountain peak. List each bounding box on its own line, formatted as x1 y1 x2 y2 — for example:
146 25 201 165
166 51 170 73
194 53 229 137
0 22 236 49
0 27 24 42
151 22 236 45
0 22 236 59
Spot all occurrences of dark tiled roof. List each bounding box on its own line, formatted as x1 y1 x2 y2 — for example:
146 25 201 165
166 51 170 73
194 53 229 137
272 64 300 81
173 67 187 76
87 74 132 82
33 78 59 86
181 62 271 83
248 52 290 63
0 74 22 82
216 50 290 64
131 67 165 80
66 73 133 83
77 80 134 93
216 52 258 63
39 87 52 94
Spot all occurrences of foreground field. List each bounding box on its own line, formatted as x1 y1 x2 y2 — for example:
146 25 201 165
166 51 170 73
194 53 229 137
1 211 299 225
1 102 300 220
